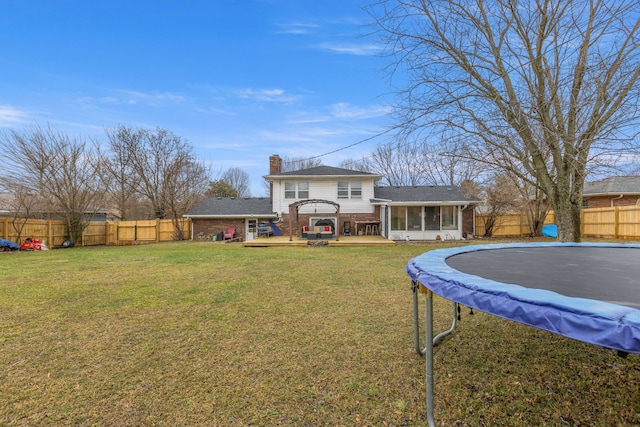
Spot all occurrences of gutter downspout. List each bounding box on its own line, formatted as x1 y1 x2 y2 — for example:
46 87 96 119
611 194 624 207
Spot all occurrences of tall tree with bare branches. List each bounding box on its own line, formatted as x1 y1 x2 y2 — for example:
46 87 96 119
105 125 210 237
370 0 640 241
1 125 106 243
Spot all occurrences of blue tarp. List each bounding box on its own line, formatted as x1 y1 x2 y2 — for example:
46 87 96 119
0 238 19 250
542 224 558 237
406 242 640 354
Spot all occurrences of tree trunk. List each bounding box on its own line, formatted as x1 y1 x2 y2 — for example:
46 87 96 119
551 189 581 242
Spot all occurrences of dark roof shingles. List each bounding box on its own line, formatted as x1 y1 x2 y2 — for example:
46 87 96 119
186 197 275 216
374 186 479 203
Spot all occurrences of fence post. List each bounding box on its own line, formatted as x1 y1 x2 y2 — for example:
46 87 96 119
156 219 161 243
2 217 7 240
47 220 52 247
614 207 620 239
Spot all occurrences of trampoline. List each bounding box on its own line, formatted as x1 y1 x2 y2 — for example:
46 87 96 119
406 242 640 426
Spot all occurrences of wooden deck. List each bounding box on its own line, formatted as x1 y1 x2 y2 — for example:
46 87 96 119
242 235 396 247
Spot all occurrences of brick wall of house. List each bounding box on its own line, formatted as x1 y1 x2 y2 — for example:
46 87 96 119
192 218 245 240
280 206 381 237
584 195 640 208
462 207 474 236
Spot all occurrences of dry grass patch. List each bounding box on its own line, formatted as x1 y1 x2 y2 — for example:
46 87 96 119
0 241 638 426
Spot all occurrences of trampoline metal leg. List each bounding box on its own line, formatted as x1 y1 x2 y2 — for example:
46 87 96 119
425 289 436 427
412 281 458 427
413 280 458 355
412 281 422 355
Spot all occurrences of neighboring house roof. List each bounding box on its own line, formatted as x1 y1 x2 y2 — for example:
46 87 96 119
265 165 382 179
583 176 640 196
372 186 480 204
184 197 277 218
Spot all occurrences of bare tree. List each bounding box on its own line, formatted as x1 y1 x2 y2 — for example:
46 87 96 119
221 167 251 197
106 126 210 227
477 174 522 237
101 128 140 220
343 137 484 186
0 178 43 242
281 156 323 172
1 125 106 243
370 0 640 241
163 157 210 239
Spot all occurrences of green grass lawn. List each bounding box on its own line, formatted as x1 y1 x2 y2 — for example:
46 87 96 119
1 241 638 426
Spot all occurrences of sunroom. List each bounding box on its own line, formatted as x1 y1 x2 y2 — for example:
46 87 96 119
372 186 479 241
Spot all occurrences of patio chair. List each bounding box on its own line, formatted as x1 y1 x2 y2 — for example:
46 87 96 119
343 221 351 236
223 225 236 240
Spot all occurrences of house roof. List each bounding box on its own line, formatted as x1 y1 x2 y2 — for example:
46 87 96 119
265 165 382 179
184 197 277 218
372 186 480 204
583 176 640 196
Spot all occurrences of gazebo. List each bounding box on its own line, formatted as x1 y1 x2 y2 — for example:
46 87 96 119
288 199 341 241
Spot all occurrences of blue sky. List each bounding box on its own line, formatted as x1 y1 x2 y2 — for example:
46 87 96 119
0 0 394 196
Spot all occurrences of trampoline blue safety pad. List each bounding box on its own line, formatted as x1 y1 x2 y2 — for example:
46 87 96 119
407 242 640 353
407 242 640 426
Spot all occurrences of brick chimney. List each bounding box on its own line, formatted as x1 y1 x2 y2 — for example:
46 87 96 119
269 154 282 202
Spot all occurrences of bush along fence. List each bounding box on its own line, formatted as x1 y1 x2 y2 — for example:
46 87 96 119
476 206 640 239
0 218 192 247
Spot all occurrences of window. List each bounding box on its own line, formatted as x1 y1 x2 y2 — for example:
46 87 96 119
337 182 349 199
284 182 309 199
298 182 309 199
391 206 407 231
441 206 458 230
350 181 362 199
285 182 296 199
425 207 440 230
391 206 458 232
407 206 422 230
337 181 362 199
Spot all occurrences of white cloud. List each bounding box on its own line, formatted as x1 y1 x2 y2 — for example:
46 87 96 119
0 105 29 127
275 22 320 35
330 102 392 120
236 88 301 103
113 90 185 106
314 42 383 56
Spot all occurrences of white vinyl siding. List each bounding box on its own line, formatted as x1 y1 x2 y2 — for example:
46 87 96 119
272 178 376 214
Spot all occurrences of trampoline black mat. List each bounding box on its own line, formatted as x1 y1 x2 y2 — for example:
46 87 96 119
446 246 640 309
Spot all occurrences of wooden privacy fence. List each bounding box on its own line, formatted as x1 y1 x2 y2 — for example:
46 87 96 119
475 206 640 239
0 217 192 247
474 211 555 237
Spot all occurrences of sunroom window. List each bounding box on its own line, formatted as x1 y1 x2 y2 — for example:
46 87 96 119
441 206 458 230
407 206 422 230
391 206 407 231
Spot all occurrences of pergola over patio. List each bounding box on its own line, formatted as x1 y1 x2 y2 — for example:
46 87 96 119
288 199 340 241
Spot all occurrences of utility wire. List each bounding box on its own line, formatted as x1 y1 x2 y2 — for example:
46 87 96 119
289 124 400 164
